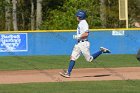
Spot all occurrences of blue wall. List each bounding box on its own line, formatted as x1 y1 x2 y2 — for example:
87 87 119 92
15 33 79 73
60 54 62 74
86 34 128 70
0 30 140 56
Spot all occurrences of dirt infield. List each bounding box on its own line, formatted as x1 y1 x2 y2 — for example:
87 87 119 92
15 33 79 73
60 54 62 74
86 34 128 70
0 67 140 84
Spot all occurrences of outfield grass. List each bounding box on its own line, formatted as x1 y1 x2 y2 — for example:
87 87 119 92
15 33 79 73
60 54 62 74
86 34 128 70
0 55 139 70
0 55 139 93
0 80 140 93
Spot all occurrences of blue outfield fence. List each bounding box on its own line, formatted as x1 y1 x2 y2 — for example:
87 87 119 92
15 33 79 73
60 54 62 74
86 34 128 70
0 29 140 56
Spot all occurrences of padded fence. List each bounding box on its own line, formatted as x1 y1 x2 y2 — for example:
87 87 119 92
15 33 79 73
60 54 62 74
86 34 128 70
0 29 140 56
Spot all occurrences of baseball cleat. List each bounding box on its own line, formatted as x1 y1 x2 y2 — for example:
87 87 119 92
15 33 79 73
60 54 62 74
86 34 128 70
100 47 111 53
59 71 70 78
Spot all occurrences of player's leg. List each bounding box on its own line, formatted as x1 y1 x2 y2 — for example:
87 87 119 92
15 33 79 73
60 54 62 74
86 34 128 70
68 44 81 75
60 44 81 77
136 49 140 61
80 41 110 62
92 47 111 60
80 41 93 62
92 51 102 59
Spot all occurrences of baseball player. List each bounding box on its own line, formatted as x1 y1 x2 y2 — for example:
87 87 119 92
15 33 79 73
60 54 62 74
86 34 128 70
136 49 140 61
134 22 140 27
59 10 111 78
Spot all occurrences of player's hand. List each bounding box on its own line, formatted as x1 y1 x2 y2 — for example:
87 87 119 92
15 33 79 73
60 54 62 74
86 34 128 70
73 35 81 39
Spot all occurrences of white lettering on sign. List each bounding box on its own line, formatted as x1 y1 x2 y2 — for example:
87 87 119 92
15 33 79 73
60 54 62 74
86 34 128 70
0 33 27 52
112 30 125 36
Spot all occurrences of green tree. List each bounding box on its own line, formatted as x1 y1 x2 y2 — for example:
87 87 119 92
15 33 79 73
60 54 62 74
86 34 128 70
41 0 101 30
0 0 6 30
0 0 139 31
5 0 12 31
128 0 140 27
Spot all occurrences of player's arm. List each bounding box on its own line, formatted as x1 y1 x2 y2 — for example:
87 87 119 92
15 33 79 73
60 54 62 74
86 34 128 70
80 32 89 39
73 32 88 39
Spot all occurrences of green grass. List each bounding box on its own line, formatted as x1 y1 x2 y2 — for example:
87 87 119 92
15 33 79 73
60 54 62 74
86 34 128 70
0 54 139 70
0 55 139 93
0 80 140 93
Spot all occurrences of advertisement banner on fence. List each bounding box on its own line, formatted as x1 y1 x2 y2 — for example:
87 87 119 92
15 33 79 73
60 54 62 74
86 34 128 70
0 33 28 52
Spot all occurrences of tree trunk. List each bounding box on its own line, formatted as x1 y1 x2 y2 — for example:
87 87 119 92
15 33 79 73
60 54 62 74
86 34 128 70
100 0 107 28
36 0 42 30
31 0 35 30
5 0 11 31
22 13 25 30
12 0 18 31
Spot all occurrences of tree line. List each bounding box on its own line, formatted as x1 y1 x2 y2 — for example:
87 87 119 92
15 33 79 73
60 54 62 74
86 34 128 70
0 0 139 31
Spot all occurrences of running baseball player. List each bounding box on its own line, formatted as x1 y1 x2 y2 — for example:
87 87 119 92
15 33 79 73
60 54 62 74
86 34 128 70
59 10 111 78
136 49 140 61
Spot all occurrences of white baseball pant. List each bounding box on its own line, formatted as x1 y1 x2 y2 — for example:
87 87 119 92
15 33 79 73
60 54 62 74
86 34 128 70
70 41 93 62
